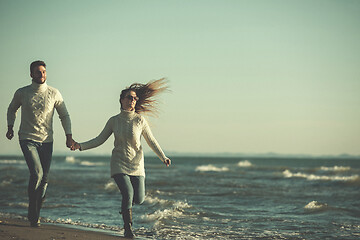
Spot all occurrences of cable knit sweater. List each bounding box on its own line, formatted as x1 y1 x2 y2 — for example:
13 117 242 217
79 110 168 177
7 82 72 142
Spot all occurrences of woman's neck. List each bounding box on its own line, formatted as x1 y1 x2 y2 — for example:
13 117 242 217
122 107 134 112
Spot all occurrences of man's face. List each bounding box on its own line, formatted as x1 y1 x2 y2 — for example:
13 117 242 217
31 65 47 84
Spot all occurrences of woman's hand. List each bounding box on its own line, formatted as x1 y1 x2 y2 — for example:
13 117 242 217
71 142 81 151
164 158 171 167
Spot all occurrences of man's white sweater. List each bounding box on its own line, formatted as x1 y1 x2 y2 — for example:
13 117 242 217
7 81 72 143
79 110 168 177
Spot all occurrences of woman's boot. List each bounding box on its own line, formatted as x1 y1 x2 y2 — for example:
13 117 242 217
121 209 135 238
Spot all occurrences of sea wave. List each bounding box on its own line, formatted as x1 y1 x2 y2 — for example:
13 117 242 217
141 200 191 223
44 217 120 231
238 160 252 167
304 201 328 211
8 202 28 208
195 164 229 172
65 156 105 167
0 160 25 165
65 156 76 163
145 195 170 206
283 169 359 182
80 161 105 166
320 166 351 172
0 179 13 187
104 181 117 191
44 203 76 209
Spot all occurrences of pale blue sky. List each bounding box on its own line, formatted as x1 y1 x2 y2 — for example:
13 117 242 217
1 0 359 156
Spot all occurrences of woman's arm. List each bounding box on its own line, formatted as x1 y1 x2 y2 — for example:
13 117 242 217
78 117 114 151
142 118 170 166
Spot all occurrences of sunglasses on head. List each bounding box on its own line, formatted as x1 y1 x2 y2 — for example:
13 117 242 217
125 95 139 101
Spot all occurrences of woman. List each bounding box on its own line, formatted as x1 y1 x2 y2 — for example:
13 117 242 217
72 78 171 238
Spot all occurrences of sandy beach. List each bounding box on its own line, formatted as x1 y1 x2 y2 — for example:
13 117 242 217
0 217 126 240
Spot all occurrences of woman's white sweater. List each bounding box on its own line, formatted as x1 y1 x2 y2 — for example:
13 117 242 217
79 110 168 177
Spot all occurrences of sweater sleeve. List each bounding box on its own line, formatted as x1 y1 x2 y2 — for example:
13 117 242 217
80 117 113 151
54 90 72 135
142 117 167 162
7 89 22 126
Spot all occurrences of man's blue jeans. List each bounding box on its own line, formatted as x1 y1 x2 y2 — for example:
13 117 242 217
20 140 53 222
113 174 145 211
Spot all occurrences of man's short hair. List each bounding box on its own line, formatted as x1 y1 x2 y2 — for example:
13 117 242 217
30 60 46 74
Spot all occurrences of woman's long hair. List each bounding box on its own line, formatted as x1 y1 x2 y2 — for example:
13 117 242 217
120 78 169 115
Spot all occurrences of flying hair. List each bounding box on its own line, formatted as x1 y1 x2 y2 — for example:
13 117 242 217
120 78 169 115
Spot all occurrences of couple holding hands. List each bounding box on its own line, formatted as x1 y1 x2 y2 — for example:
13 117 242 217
6 60 171 238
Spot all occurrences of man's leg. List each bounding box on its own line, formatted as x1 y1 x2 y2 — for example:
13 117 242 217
19 140 43 226
36 142 53 219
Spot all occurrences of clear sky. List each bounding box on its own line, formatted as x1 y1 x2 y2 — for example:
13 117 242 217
1 0 359 156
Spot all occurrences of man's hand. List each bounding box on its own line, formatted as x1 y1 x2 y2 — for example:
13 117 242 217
6 126 14 140
66 134 75 149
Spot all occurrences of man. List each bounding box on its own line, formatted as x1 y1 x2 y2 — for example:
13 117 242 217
6 60 75 227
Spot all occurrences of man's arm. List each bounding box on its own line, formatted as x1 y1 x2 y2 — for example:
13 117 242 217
54 90 73 148
6 90 22 140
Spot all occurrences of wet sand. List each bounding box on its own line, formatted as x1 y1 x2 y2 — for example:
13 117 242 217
0 217 126 240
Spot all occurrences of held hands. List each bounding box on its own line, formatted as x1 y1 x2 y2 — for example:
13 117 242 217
66 134 75 148
71 142 81 151
66 134 80 151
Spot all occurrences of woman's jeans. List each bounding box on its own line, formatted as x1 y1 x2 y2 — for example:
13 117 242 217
113 174 145 211
20 140 53 222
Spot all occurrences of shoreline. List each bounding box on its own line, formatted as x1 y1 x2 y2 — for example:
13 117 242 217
0 216 126 240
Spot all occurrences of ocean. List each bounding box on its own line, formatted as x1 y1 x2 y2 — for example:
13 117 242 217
0 155 359 239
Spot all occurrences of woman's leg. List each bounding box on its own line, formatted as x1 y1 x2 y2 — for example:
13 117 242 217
130 176 145 205
113 174 136 238
113 174 134 211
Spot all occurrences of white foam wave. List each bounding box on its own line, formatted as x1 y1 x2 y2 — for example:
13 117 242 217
104 181 117 191
195 164 229 172
283 169 359 182
145 208 183 221
45 218 120 231
142 200 191 222
304 201 328 210
173 201 191 209
1 179 13 187
65 156 76 163
145 196 169 205
45 203 76 209
80 161 105 166
320 166 351 172
0 160 25 164
238 160 252 167
8 202 28 208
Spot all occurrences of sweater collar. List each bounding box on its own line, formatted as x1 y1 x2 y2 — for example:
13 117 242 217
31 81 48 93
120 109 136 118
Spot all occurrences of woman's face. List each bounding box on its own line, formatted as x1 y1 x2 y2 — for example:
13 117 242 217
121 90 138 111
